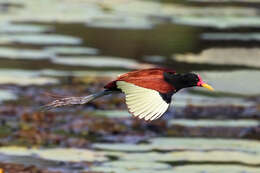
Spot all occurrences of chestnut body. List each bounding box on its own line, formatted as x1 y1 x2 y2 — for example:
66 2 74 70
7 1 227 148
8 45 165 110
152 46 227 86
105 68 176 93
43 68 214 121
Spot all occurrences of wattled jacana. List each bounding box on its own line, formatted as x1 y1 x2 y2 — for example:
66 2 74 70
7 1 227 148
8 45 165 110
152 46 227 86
43 68 214 121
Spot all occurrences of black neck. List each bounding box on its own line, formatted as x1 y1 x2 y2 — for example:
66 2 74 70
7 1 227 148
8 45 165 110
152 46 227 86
163 72 193 91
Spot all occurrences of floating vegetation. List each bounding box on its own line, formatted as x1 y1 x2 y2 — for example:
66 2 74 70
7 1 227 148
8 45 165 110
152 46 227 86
0 69 124 83
172 16 260 28
149 137 260 153
0 89 17 102
101 161 170 170
169 119 259 127
51 56 140 68
143 55 166 63
35 148 108 162
95 137 260 154
156 150 260 165
0 70 58 85
1 34 81 45
0 0 24 4
94 110 130 118
109 0 162 16
174 48 260 68
0 146 33 156
202 33 260 41
188 0 260 3
91 161 172 173
0 0 102 23
173 165 260 173
0 47 52 60
172 92 254 107
0 76 58 85
94 137 260 172
114 150 260 165
0 0 259 31
45 46 99 55
92 163 260 173
40 69 126 77
91 167 174 173
0 146 108 162
86 15 153 29
0 23 53 33
94 143 152 152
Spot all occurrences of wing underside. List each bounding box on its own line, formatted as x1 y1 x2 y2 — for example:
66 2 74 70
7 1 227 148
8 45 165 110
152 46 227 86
117 81 169 121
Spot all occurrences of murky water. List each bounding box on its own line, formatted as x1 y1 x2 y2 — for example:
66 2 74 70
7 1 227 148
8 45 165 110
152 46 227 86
0 0 260 173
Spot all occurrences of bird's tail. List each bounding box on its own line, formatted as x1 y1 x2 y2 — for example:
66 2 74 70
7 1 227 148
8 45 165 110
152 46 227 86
40 90 113 111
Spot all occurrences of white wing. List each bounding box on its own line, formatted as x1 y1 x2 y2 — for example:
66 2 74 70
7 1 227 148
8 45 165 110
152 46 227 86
117 81 169 121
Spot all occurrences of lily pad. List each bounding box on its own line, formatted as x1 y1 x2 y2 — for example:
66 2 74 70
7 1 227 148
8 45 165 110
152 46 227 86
150 137 260 153
94 110 131 118
143 55 166 63
0 90 17 102
0 146 107 162
1 0 259 30
95 137 260 154
110 0 161 16
45 46 99 55
172 16 260 28
0 23 53 33
0 76 58 85
1 34 81 45
40 69 126 77
116 152 166 162
174 48 260 68
86 14 153 29
157 150 260 165
51 56 139 69
169 119 259 127
0 70 58 85
91 161 172 173
201 33 260 41
0 47 51 60
0 0 24 3
172 92 254 107
173 164 260 173
102 161 170 169
91 166 174 173
117 150 260 165
188 0 260 2
92 164 260 173
113 139 260 165
0 146 33 156
0 0 102 23
94 143 152 152
0 154 61 170
35 148 107 162
0 69 124 83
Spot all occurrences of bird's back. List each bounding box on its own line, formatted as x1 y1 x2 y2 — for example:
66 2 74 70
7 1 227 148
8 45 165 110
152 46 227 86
105 68 176 93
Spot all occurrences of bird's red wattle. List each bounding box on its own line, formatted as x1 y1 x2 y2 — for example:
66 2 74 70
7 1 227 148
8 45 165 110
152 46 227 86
196 74 204 86
104 68 176 93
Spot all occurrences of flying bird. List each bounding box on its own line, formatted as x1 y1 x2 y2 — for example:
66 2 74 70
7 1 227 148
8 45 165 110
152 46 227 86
43 68 214 121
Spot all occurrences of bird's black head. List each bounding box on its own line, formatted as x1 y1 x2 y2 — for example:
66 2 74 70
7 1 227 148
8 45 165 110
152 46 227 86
163 72 214 92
